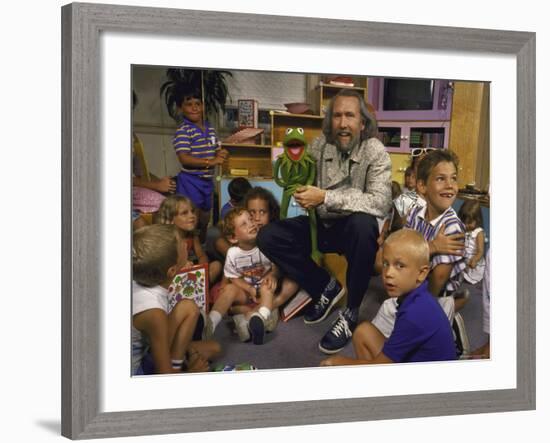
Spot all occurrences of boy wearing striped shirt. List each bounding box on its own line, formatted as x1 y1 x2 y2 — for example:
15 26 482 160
173 86 228 241
405 149 466 298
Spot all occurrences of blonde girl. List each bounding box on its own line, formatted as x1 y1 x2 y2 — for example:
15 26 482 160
156 195 222 284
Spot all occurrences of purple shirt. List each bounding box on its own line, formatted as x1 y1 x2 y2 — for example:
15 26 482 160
382 282 456 363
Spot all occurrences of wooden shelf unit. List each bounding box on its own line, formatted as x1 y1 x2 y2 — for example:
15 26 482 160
220 143 273 178
317 82 368 116
270 111 324 148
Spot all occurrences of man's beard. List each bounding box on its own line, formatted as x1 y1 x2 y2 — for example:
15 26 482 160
331 131 361 153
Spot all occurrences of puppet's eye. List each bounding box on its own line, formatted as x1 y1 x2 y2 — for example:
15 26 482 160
285 128 293 135
297 128 304 135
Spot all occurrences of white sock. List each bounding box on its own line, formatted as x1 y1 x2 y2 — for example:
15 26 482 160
258 306 271 320
209 310 222 332
171 359 185 370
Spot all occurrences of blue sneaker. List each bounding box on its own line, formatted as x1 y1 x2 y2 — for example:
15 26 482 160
303 278 345 324
248 312 266 345
318 311 356 354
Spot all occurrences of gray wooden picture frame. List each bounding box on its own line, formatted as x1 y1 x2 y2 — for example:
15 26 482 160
61 2 535 439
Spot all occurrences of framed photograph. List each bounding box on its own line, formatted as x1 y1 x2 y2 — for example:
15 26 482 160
62 2 535 439
238 99 259 128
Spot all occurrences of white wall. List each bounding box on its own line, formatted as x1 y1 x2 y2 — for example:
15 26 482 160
1 1 546 443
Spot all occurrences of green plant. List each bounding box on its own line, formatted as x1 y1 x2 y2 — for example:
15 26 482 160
160 68 233 122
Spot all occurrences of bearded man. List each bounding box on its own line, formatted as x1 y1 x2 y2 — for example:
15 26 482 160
258 89 392 353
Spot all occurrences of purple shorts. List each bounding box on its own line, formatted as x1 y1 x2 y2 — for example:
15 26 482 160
176 172 214 211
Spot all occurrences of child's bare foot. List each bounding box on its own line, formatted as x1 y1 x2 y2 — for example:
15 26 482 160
186 350 210 372
469 342 490 359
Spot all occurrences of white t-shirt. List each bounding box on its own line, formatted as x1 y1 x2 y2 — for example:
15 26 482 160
224 246 273 288
131 281 170 374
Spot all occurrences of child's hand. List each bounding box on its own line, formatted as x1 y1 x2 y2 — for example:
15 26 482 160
154 176 176 193
468 257 478 268
261 273 277 289
217 148 229 159
259 277 276 297
212 149 229 166
211 156 225 166
431 226 465 255
247 285 258 302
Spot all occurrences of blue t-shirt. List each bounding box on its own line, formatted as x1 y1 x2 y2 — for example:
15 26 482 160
382 282 456 363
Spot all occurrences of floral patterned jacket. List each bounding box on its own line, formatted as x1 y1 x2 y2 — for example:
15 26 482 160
308 135 392 221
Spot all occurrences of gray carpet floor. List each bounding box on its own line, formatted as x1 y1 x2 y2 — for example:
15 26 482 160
208 274 488 370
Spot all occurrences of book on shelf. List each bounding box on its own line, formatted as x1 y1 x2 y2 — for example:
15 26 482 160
238 99 259 128
280 289 312 322
167 263 209 313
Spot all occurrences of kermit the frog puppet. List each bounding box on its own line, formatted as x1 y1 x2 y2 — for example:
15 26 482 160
273 127 322 264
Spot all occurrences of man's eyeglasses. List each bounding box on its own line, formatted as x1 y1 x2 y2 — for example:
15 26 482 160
410 147 438 157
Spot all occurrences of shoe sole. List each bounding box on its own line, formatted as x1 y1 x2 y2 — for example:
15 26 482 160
318 342 345 355
304 287 346 325
248 315 265 345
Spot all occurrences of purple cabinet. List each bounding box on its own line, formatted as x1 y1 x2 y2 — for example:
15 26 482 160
376 121 450 153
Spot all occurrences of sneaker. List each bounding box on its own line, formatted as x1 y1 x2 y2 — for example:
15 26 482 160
232 314 250 342
248 312 266 345
304 278 346 324
318 311 356 354
452 312 470 357
265 308 279 332
213 362 258 371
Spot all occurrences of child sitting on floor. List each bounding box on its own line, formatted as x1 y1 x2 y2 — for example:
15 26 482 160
132 224 220 374
215 186 281 258
207 207 299 344
156 195 222 285
321 229 456 366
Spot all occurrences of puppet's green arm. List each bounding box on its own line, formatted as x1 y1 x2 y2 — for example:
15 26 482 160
273 157 285 188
